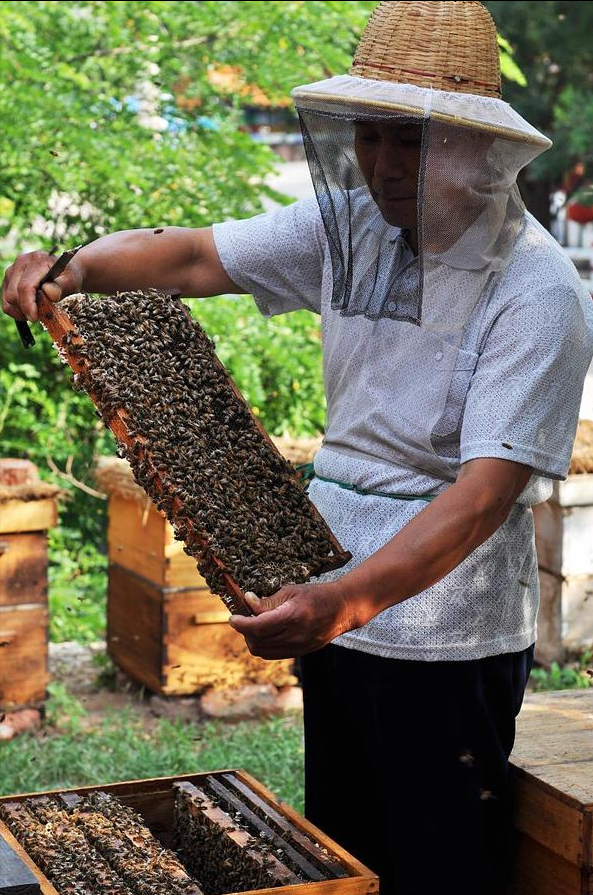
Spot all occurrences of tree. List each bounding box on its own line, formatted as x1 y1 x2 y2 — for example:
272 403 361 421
485 0 593 227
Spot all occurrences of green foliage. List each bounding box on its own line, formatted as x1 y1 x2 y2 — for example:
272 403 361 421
0 698 305 811
530 651 593 692
485 1 593 181
48 528 107 642
92 651 119 691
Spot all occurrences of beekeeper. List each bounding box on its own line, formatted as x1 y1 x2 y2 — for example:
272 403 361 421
3 2 593 893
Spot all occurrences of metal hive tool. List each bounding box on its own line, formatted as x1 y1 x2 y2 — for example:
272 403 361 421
36 282 352 616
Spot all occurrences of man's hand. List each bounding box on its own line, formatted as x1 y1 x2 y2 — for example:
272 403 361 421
2 251 84 322
229 582 363 659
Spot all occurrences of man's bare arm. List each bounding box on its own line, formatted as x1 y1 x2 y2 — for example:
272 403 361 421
2 227 244 322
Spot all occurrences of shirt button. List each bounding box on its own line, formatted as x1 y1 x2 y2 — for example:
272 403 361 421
435 351 443 361
387 301 398 312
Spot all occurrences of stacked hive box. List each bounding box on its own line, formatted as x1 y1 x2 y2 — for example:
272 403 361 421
533 419 593 665
98 458 296 695
0 460 59 711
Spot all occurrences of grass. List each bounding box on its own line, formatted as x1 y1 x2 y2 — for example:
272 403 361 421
529 650 593 692
0 687 305 811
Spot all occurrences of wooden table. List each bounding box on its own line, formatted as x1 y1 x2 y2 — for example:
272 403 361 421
511 688 593 894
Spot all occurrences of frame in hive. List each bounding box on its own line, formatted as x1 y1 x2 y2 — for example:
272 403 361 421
37 289 351 616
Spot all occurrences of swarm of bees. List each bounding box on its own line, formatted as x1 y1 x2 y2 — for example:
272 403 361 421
0 793 202 895
53 291 350 612
0 778 345 894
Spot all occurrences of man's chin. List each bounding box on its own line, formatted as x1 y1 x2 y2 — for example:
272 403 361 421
378 208 417 229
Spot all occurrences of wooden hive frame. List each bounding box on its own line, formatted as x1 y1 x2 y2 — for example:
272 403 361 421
36 292 352 617
0 771 378 895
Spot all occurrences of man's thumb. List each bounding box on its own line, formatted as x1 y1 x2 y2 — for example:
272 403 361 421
244 591 287 615
40 280 64 303
40 266 79 303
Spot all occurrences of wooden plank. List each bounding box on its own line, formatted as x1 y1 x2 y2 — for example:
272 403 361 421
0 502 56 536
512 690 593 809
221 774 348 879
534 570 563 666
165 585 229 626
516 762 593 810
512 772 584 865
0 606 48 710
204 775 326 881
534 499 564 575
0 832 40 894
561 504 593 575
557 473 593 508
236 771 377 882
510 833 586 895
162 624 294 694
0 534 47 607
584 811 593 895
563 576 593 651
108 495 210 589
0 821 56 895
107 564 163 694
107 494 168 585
108 563 291 695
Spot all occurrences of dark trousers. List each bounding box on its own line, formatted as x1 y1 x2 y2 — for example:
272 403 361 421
300 642 534 895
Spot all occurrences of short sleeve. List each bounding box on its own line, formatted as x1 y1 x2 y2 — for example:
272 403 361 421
212 197 325 317
460 284 593 480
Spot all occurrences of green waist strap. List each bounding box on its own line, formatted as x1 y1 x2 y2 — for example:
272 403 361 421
296 462 437 503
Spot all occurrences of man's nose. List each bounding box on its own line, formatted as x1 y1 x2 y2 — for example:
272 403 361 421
373 141 407 180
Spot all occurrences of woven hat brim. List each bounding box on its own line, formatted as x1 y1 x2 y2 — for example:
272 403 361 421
292 76 552 149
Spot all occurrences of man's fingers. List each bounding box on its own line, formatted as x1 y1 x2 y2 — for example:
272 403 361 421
1 295 27 322
1 251 76 323
244 589 291 615
16 276 42 322
230 600 293 637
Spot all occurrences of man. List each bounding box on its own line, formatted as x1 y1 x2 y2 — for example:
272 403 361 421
3 3 593 893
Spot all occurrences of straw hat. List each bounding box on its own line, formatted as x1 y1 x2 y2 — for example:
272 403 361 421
352 1 500 97
293 1 551 148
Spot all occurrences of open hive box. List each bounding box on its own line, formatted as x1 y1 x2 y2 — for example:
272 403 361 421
37 288 350 617
0 771 378 895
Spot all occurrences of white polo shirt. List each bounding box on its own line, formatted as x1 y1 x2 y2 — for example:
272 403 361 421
212 197 593 661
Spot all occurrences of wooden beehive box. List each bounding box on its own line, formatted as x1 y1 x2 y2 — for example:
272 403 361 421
97 458 296 695
534 472 593 665
0 770 378 895
0 460 59 711
510 688 593 895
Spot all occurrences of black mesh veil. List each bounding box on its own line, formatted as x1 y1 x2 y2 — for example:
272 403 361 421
298 105 539 339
